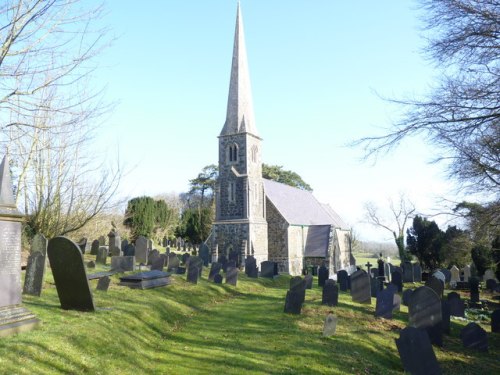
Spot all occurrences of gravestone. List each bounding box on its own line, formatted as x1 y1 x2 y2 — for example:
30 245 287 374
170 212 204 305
322 313 337 337
284 290 303 315
77 238 88 254
225 260 236 273
209 262 222 281
96 276 111 292
151 256 165 271
98 235 106 246
87 260 96 269
491 309 500 333
47 237 95 311
218 254 228 271
370 276 379 298
462 265 471 282
395 327 442 375
90 239 100 256
432 270 446 285
228 249 239 267
393 294 401 312
226 267 239 286
30 233 47 257
412 263 422 282
245 256 258 278
96 247 108 265
135 236 148 264
377 257 385 277
213 274 223 284
199 243 210 266
167 253 180 271
391 271 403 292
337 270 349 291
188 256 204 277
118 270 170 289
147 249 160 266
375 287 395 319
402 261 414 283
484 269 496 281
123 244 135 257
425 276 444 299
318 266 328 287
322 280 338 306
304 274 313 289
350 270 371 304
450 265 460 287
447 292 465 317
440 269 451 284
486 278 498 291
187 265 199 284
181 252 191 265
408 286 442 346
108 230 121 256
261 261 276 278
469 277 480 303
460 323 488 351
23 251 46 297
121 239 128 253
402 289 413 306
110 256 135 272
384 263 391 282
441 300 451 335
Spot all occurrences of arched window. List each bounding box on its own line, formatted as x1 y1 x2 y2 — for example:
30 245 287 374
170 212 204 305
227 143 239 164
228 181 236 202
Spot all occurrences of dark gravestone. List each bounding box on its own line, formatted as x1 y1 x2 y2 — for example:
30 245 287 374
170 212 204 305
199 243 210 266
377 258 384 277
108 230 121 257
460 323 488 351
47 237 95 311
391 271 403 292
110 256 135 272
447 292 465 317
337 270 349 291
304 274 313 289
322 280 338 306
402 289 413 306
350 270 371 304
151 256 165 271
214 273 223 284
118 270 170 289
135 236 148 264
87 261 96 269
181 252 190 265
440 269 451 284
226 267 239 286
96 247 108 265
289 277 306 305
386 282 398 295
425 276 444 299
121 239 128 253
176 267 186 275
421 272 430 282
123 244 135 257
284 290 303 315
408 286 442 346
31 233 48 256
228 250 239 267
226 260 236 272
491 309 500 333
188 256 204 277
209 262 222 281
370 276 379 298
395 327 442 375
147 249 160 266
167 253 180 271
318 266 328 287
187 265 199 284
486 278 497 292
412 263 422 282
402 261 414 283
375 287 395 319
23 251 46 297
90 239 100 256
96 276 111 292
261 261 276 278
469 277 480 303
441 300 451 335
77 238 88 254
371 268 379 278
245 256 257 277
218 254 228 270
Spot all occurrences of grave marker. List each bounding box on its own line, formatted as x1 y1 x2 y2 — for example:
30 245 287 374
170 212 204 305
408 286 442 346
318 265 328 287
350 270 371 304
96 247 108 265
226 266 239 286
322 313 337 337
322 280 338 306
425 276 444 299
395 327 442 375
22 251 46 297
375 287 395 319
96 276 111 292
90 239 100 256
460 323 488 352
209 262 222 281
337 270 349 291
111 256 135 272
135 236 148 264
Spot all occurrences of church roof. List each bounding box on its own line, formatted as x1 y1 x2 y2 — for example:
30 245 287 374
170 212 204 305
263 179 348 229
220 2 258 137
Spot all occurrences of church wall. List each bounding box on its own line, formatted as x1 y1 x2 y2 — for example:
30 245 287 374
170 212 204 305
336 229 352 270
212 223 249 261
251 222 268 268
266 198 288 272
287 225 306 276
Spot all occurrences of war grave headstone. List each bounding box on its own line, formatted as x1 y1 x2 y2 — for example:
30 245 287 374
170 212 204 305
460 322 488 351
98 235 106 246
187 264 199 284
304 274 313 289
408 286 443 346
167 253 180 272
151 256 165 271
96 276 111 292
375 287 395 319
322 280 338 306
450 265 460 287
447 292 465 317
261 261 276 278
87 260 96 269
199 243 211 266
147 249 160 266
323 313 337 337
123 244 135 257
391 270 403 292
47 237 95 311
412 263 422 282
337 270 349 291
350 270 371 304
77 237 88 254
395 326 442 375
402 261 414 283
462 265 471 282
214 274 223 284
491 309 500 333
89 239 99 256
209 262 222 281
96 247 108 265
108 230 121 256
135 236 148 264
23 251 46 297
425 276 444 299
0 155 40 337
119 270 171 289
469 276 480 304
402 289 413 306
226 266 239 286
318 265 329 287
110 256 135 272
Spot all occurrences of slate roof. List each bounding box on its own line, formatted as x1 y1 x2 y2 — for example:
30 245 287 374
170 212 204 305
263 179 348 229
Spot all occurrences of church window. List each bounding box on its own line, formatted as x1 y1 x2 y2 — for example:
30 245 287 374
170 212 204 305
228 182 236 203
227 143 239 164
251 145 258 163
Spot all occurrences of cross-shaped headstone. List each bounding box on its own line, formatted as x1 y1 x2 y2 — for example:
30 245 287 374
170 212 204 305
365 262 373 273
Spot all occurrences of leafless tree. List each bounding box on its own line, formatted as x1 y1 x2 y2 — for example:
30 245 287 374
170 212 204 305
354 0 499 196
364 194 416 261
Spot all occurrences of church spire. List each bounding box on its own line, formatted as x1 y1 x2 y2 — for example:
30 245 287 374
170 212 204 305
220 2 258 137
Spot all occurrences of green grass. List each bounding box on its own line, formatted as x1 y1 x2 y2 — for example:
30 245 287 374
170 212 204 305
0 260 498 374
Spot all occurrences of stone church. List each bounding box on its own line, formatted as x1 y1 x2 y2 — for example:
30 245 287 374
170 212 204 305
211 4 352 276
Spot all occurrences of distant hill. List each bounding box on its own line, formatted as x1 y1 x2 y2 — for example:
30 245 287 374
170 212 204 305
353 241 398 258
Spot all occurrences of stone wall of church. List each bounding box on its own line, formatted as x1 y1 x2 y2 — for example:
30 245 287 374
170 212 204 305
287 225 305 276
212 223 249 258
250 221 268 268
336 229 352 270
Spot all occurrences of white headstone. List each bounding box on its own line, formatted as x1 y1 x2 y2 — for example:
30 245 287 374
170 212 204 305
322 313 337 337
432 270 445 284
462 265 471 282
450 265 460 287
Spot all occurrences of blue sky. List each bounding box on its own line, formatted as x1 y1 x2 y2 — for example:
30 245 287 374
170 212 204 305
93 1 457 242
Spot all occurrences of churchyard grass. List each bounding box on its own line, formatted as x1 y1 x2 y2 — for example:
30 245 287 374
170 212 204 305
0 262 498 374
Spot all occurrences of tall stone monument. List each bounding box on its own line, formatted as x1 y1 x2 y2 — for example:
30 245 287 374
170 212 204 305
0 155 40 336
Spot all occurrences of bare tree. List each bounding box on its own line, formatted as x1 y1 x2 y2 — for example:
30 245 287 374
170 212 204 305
364 194 416 261
354 0 499 196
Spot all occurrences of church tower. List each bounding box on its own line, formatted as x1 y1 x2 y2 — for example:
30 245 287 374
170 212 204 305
212 3 268 266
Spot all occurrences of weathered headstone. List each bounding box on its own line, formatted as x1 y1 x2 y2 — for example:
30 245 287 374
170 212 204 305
96 276 111 292
261 261 276 278
337 270 349 291
151 256 165 271
322 313 337 337
135 236 148 264
167 253 180 271
412 263 422 282
188 256 204 277
147 238 153 251
460 323 488 352
245 255 258 278
395 327 442 375
447 292 465 317
181 252 191 265
90 239 100 256
98 235 106 246
450 265 460 287
226 266 239 286
391 271 403 292
23 251 46 297
432 270 446 285
108 230 121 256
110 256 135 272
408 286 442 346
284 290 303 315
425 276 444 299
350 270 371 304
384 263 391 282
318 265 328 287
187 265 199 284
121 239 128 253
214 274 223 284
462 265 471 282
218 254 228 270
123 243 135 257
393 294 401 312
147 249 160 266
322 280 338 306
209 262 222 281
199 243 210 266
47 237 95 311
96 246 108 265
484 269 496 281
402 261 414 283
375 287 395 319
402 289 413 306
491 309 500 333
304 274 313 289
